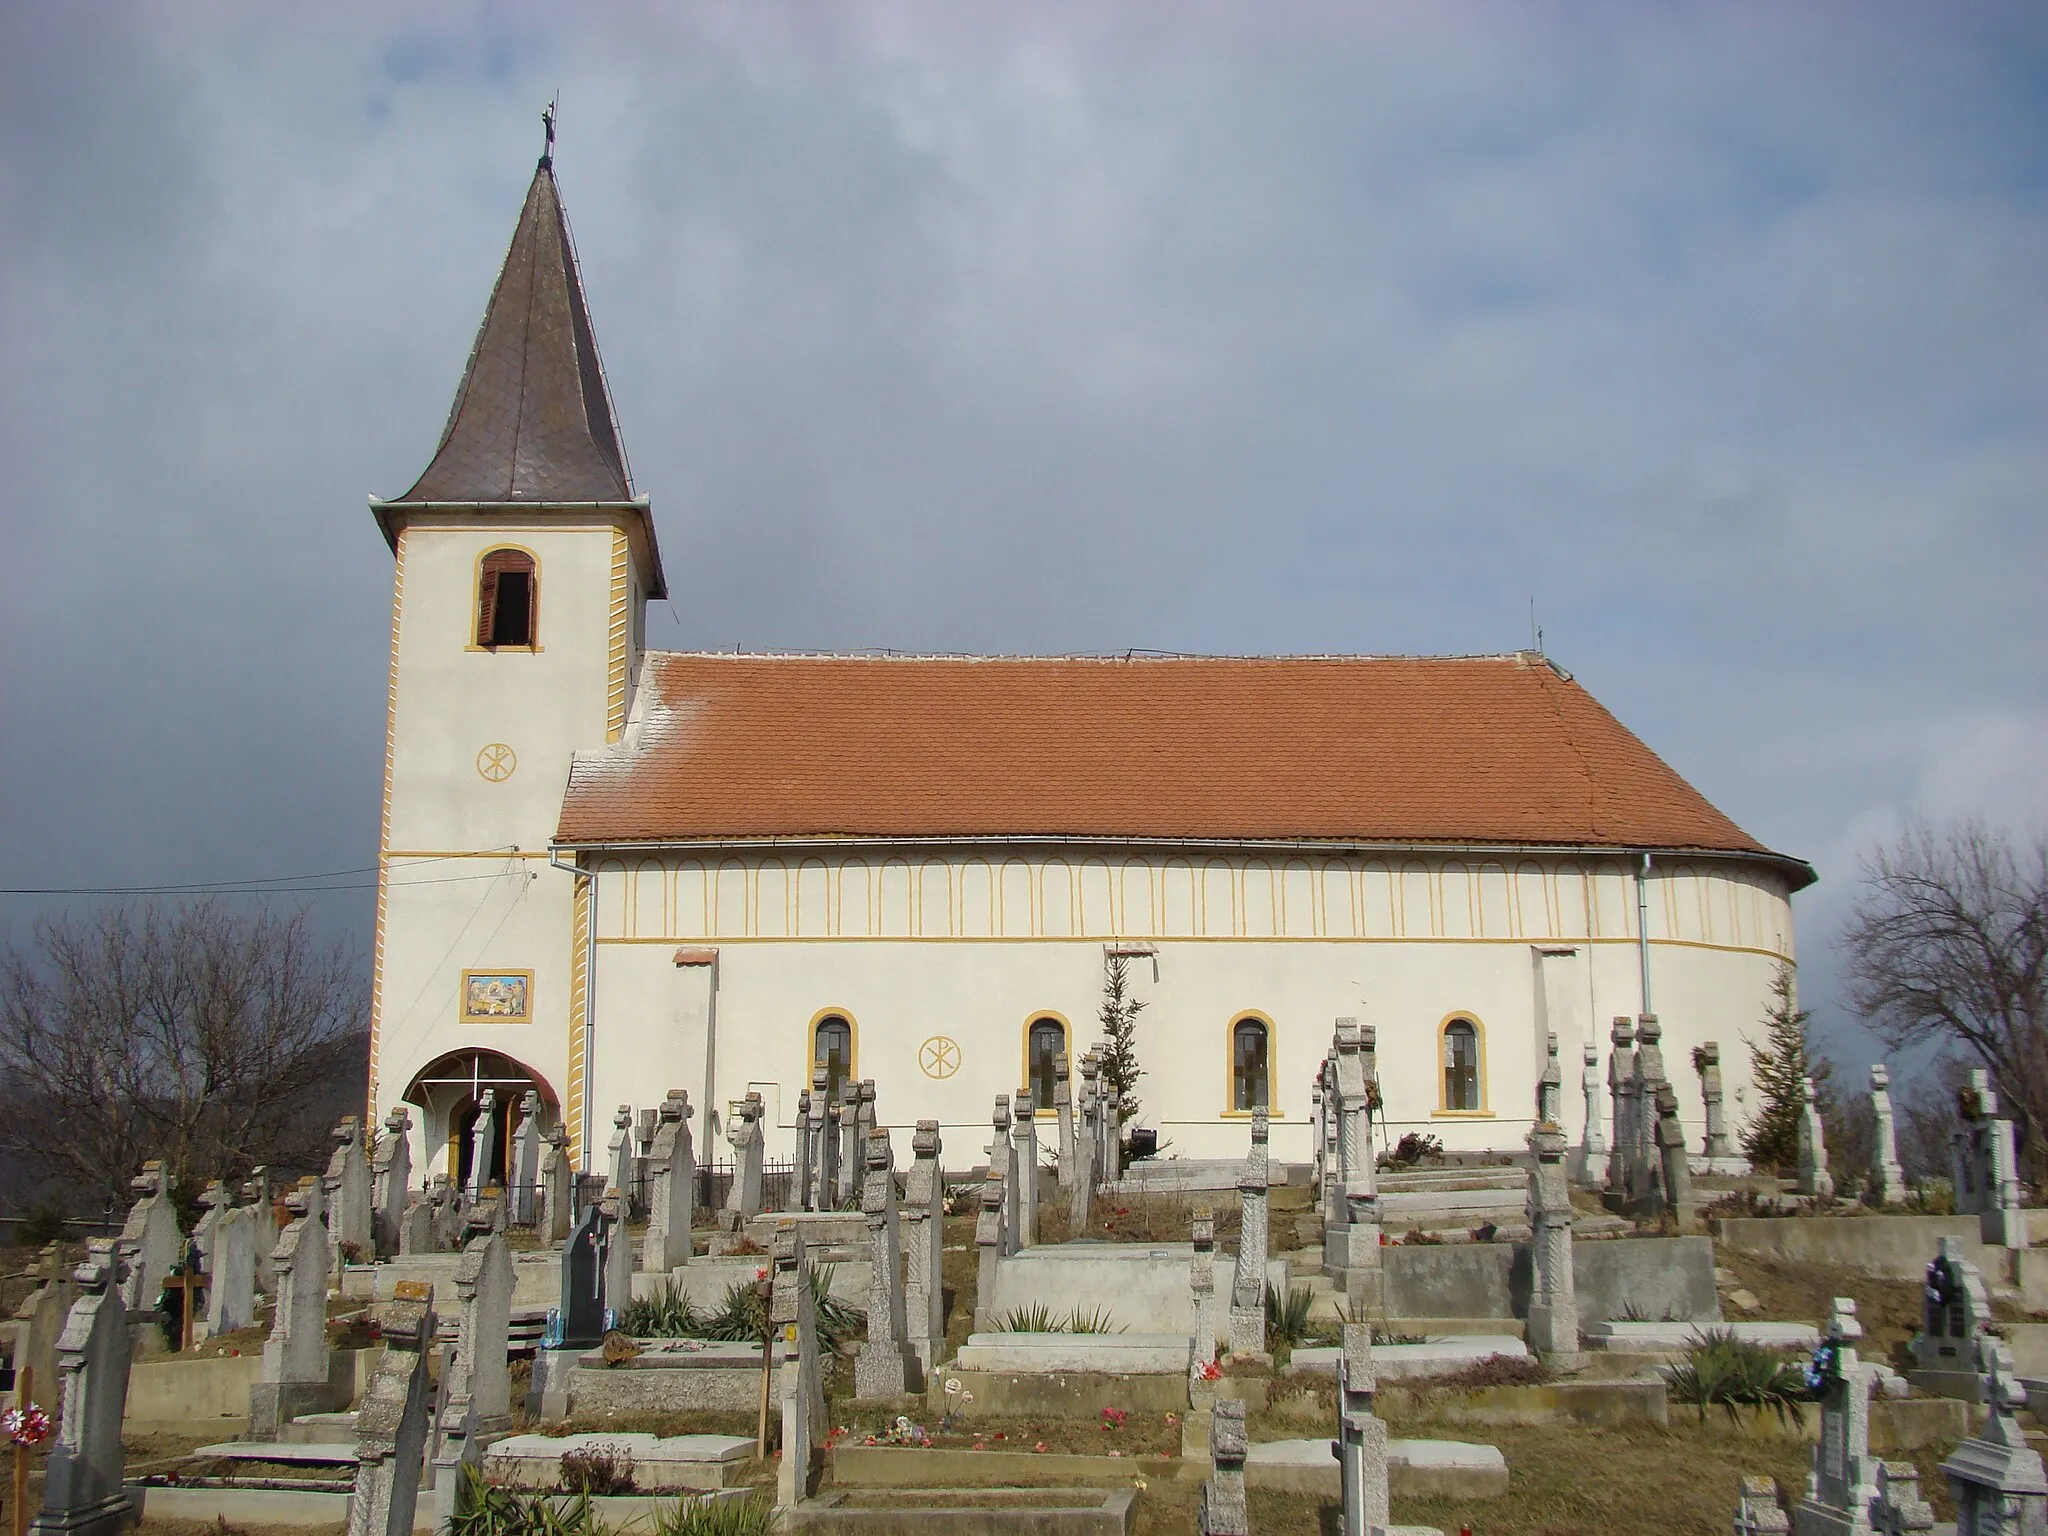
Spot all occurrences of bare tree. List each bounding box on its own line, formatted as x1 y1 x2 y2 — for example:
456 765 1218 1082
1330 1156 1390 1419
0 900 369 1211
1843 820 2048 1177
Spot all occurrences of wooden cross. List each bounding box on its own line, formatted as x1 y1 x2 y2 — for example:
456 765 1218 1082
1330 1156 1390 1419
12 1363 31 1536
161 1270 208 1354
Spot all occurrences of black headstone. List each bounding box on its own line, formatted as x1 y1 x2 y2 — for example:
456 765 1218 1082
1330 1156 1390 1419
559 1205 605 1348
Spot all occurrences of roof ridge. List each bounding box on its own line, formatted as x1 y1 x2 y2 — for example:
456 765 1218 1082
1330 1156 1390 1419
646 648 1551 664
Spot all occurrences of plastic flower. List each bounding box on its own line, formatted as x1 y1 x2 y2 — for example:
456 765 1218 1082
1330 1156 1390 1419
1033 1442 1048 1453
2 1406 50 1448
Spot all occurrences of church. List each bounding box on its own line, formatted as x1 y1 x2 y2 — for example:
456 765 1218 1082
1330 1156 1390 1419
366 151 1814 1188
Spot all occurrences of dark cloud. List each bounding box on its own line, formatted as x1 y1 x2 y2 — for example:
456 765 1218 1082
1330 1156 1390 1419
3 3 2044 1059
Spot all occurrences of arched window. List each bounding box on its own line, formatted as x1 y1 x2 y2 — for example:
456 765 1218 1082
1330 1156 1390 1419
813 1014 853 1101
1443 1018 1482 1111
477 548 537 648
1231 1016 1270 1112
1027 1017 1066 1111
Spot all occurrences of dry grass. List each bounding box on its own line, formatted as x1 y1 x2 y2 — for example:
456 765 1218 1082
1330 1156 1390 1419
1713 1248 1925 1370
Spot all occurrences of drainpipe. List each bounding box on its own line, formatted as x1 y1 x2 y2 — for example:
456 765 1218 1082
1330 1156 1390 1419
1634 853 1654 1016
549 848 598 1171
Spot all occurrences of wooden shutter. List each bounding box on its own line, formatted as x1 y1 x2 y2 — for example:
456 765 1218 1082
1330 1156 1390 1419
477 549 535 646
476 568 500 645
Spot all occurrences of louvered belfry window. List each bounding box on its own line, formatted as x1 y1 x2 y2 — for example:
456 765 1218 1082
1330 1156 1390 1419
477 549 537 647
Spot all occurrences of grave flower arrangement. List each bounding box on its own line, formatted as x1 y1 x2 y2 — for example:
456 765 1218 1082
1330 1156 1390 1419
1100 1407 1128 1431
2 1405 50 1448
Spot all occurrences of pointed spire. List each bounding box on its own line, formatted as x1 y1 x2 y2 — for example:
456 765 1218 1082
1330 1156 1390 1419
397 160 631 504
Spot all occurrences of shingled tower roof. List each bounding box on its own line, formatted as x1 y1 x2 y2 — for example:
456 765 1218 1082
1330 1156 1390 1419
394 157 631 504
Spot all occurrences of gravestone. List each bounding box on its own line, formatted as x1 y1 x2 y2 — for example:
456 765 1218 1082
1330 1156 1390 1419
191 1180 231 1323
430 1234 514 1527
206 1206 258 1335
635 1107 659 1203
1012 1090 1039 1248
557 1205 606 1348
1314 1051 1336 1228
1577 1039 1608 1189
118 1161 180 1354
1628 1015 1668 1207
538 1124 572 1242
642 1089 696 1272
1790 1298 1878 1535
809 1068 837 1212
599 1192 632 1323
1797 1076 1835 1201
7 1247 76 1429
903 1121 944 1374
1190 1207 1217 1371
1940 1345 2048 1536
1228 1111 1270 1359
30 1243 133 1536
1871 1459 1936 1533
1536 1031 1562 1124
1869 1067 1908 1207
1692 1041 1733 1161
1102 1085 1122 1183
794 1089 815 1212
607 1105 634 1213
1067 1060 1096 1232
836 1080 863 1209
1734 1477 1791 1535
1955 1071 2025 1248
1656 1083 1696 1225
725 1091 765 1221
250 1193 333 1437
1053 1055 1074 1190
324 1116 375 1268
346 1284 434 1536
371 1107 413 1257
1910 1237 1995 1401
773 1225 824 1508
855 1129 914 1397
466 1091 499 1202
1525 1123 1581 1366
974 1166 1006 1332
1336 1323 1390 1536
992 1098 1019 1258
1605 1017 1636 1193
246 1166 278 1291
509 1092 542 1226
429 1175 463 1251
1325 1021 1382 1311
398 1198 434 1257
1198 1397 1250 1536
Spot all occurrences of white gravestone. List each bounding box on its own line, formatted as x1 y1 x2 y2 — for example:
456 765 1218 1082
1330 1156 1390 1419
1577 1039 1608 1189
1797 1076 1835 1201
1336 1323 1391 1536
1012 1090 1039 1249
538 1124 572 1242
1190 1207 1217 1371
607 1105 634 1214
1198 1397 1251 1536
974 1166 1006 1332
1524 1123 1581 1366
1791 1297 1879 1536
206 1206 259 1335
1605 1018 1636 1193
992 1098 1019 1259
1868 1066 1907 1207
1940 1343 2048 1536
430 1234 514 1529
793 1089 815 1213
118 1161 181 1353
324 1116 375 1268
509 1091 542 1226
466 1091 499 1203
725 1092 765 1221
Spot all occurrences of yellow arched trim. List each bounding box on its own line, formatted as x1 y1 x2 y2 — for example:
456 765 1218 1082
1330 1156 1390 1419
1019 1010 1074 1119
1221 1010 1284 1119
468 542 544 653
805 1006 860 1094
1435 1010 1493 1118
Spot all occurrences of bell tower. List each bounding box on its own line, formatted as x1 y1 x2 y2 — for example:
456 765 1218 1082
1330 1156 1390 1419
366 142 665 1172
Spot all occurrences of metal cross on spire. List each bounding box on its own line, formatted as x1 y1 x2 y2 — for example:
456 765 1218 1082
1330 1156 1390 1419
540 94 558 168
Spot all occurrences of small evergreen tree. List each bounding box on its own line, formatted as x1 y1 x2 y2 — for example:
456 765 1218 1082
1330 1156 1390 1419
1742 961 1832 1172
1098 953 1146 1129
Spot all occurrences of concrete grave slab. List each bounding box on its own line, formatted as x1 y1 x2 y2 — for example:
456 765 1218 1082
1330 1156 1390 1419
1285 1337 1527 1381
1246 1437 1508 1500
951 1332 1192 1375
485 1432 754 1490
1584 1320 1819 1351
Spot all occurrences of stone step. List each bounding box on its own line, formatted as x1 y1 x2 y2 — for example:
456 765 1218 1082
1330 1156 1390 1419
1286 1337 1528 1381
1247 1437 1508 1500
486 1433 754 1492
192 1441 357 1466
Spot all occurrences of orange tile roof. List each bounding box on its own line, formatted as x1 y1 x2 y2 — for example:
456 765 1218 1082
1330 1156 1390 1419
556 652 1805 876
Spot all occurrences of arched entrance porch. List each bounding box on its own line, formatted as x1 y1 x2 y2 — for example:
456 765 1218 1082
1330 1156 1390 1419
402 1050 559 1192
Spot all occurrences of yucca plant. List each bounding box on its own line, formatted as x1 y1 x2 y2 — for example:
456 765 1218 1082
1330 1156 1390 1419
649 1494 775 1536
452 1465 606 1536
1063 1306 1123 1335
701 1264 863 1352
992 1302 1062 1333
1264 1284 1316 1352
1664 1329 1811 1423
616 1279 705 1340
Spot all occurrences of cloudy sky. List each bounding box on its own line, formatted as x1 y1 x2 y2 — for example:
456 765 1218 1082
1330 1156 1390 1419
3 3 2043 1060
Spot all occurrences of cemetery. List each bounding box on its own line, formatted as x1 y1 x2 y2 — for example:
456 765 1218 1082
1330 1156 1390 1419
0 1019 2037 1534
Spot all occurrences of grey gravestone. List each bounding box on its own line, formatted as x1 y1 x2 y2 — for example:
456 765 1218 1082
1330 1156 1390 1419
1655 1084 1694 1225
855 1129 913 1397
430 1234 514 1528
1791 1298 1878 1534
345 1286 435 1536
726 1092 765 1220
1911 1237 1995 1401
607 1105 634 1214
1012 1091 1039 1249
206 1206 258 1335
835 1080 861 1209
324 1116 375 1267
118 1161 180 1354
793 1089 815 1212
599 1193 632 1323
641 1089 695 1272
1537 1031 1562 1125
1694 1041 1735 1160
1578 1039 1608 1189
510 1092 542 1226
557 1205 605 1348
903 1121 944 1374
371 1106 413 1258
1940 1345 2047 1536
1605 1018 1636 1193
31 1243 133 1536
992 1097 1018 1258
466 1091 499 1203
809 1069 836 1212
1227 1112 1270 1358
1198 1397 1250 1536
1797 1075 1835 1200
8 1248 76 1419
1628 1015 1668 1207
245 1166 278 1292
398 1199 434 1257
1733 1477 1790 1534
1336 1323 1390 1536
973 1167 1005 1333
1869 1066 1908 1207
250 1196 333 1437
1053 1056 1074 1191
1525 1124 1581 1366
1190 1207 1217 1370
537 1125 571 1242
773 1225 824 1509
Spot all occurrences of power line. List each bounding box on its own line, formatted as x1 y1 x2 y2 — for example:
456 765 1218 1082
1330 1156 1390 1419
0 854 530 898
